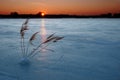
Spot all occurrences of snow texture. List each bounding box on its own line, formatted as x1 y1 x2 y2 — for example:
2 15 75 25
0 19 120 80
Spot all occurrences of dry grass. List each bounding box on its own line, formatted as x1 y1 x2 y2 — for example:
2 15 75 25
20 19 64 59
29 32 39 45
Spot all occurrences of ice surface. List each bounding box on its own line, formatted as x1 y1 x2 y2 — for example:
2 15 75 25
0 18 120 80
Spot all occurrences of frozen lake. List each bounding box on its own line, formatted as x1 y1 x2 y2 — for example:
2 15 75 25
0 18 120 80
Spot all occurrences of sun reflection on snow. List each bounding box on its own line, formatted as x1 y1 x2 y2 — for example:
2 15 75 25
40 19 47 42
38 19 47 61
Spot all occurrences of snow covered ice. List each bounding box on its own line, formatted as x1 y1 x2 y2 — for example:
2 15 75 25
0 18 120 80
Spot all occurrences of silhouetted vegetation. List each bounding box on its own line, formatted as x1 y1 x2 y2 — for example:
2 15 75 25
0 12 120 18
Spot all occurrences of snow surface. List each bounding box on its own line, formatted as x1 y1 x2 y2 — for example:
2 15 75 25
0 19 120 80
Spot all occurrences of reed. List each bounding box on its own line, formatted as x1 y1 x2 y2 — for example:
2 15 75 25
20 19 64 64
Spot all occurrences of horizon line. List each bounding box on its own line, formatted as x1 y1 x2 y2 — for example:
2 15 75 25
0 11 120 16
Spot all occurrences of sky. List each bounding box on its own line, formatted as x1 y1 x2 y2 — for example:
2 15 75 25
0 0 120 15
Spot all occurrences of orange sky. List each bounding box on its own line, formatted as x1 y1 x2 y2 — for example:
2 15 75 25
0 0 120 15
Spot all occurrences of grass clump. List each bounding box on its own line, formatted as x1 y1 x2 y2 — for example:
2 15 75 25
20 19 64 64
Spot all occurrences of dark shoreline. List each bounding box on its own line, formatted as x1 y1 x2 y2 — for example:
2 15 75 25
0 12 120 19
0 17 120 19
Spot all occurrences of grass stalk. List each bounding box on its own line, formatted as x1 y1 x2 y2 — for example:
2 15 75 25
20 19 64 62
25 42 30 57
20 38 24 57
27 43 43 57
30 42 52 58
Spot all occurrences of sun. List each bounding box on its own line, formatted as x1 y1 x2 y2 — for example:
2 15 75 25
41 12 45 17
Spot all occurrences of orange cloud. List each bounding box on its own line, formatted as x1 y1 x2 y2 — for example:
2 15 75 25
0 0 120 15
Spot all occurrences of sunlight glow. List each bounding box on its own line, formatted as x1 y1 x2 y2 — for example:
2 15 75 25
40 19 47 42
41 12 45 17
40 19 47 54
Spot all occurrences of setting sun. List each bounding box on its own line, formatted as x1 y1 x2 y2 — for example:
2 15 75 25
41 12 45 17
0 0 120 15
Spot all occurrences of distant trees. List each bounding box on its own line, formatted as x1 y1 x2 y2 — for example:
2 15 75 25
10 12 19 18
36 12 42 17
0 12 120 18
113 13 120 18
